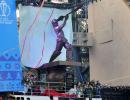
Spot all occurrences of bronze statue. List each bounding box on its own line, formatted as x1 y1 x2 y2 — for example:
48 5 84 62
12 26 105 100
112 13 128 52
49 15 72 62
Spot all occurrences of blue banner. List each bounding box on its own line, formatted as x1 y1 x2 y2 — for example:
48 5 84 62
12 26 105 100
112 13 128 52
0 0 23 91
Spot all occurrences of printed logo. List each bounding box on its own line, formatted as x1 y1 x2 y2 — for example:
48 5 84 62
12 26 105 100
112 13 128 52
0 0 12 24
0 0 10 17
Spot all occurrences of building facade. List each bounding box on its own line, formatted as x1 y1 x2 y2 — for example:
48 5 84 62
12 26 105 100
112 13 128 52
88 0 130 85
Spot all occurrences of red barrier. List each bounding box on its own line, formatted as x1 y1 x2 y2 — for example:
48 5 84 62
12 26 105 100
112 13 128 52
41 89 77 98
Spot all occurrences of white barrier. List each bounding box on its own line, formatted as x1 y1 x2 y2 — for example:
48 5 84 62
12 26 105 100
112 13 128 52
92 98 102 100
12 95 50 100
53 97 59 100
12 95 103 100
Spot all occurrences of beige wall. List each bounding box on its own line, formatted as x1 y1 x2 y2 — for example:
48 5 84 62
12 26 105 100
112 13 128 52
88 0 130 85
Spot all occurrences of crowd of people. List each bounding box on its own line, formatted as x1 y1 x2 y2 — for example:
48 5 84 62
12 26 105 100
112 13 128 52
22 79 102 98
22 70 102 97
68 80 101 98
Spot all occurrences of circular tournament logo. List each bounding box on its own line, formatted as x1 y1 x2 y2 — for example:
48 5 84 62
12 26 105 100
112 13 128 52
0 0 10 17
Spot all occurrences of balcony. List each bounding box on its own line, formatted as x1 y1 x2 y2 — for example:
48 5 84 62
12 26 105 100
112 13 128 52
73 32 93 47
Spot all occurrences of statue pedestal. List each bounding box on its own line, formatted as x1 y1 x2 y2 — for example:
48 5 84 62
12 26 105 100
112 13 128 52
41 61 81 68
39 61 81 91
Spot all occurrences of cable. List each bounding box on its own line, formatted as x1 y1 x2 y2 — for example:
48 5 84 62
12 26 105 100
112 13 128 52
34 8 55 68
21 0 45 59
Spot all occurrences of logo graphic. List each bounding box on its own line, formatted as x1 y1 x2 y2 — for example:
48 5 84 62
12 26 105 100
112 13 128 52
0 0 12 24
0 0 10 17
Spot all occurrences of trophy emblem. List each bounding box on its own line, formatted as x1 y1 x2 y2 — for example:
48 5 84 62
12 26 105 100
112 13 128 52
0 0 10 17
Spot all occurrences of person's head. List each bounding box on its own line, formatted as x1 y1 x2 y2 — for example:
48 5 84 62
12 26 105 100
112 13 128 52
52 19 58 26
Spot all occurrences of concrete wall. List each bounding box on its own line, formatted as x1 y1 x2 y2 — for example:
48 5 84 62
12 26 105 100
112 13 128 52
88 0 130 85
